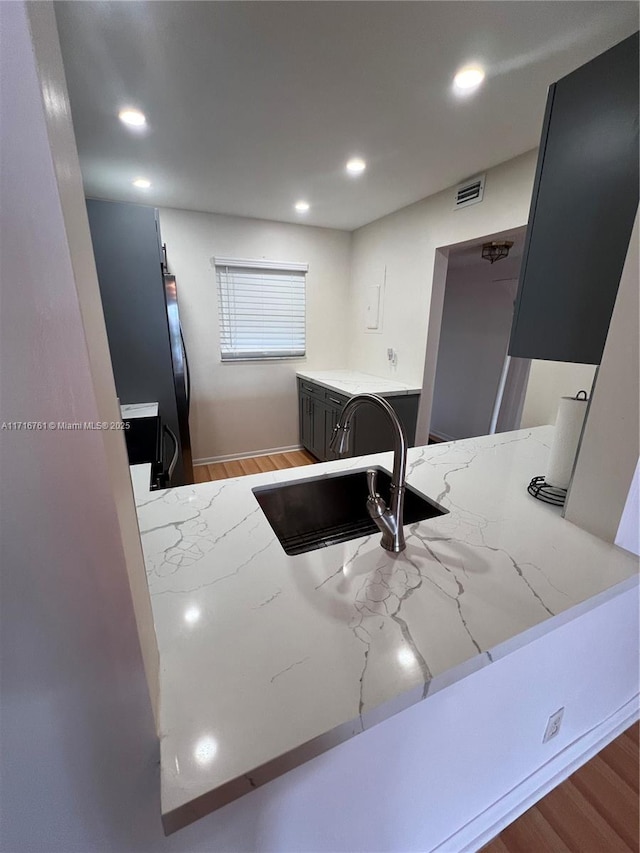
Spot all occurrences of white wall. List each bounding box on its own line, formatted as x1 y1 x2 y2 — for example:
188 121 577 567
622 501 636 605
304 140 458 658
431 262 519 440
347 151 538 391
520 360 597 428
0 4 159 850
616 460 640 556
21 0 161 720
158 208 351 462
565 212 640 543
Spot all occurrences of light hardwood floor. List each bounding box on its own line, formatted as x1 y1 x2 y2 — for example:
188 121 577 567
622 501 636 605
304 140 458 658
482 723 639 853
193 455 638 852
193 448 316 483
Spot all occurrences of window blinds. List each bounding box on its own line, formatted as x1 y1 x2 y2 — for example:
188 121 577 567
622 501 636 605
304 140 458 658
215 258 307 361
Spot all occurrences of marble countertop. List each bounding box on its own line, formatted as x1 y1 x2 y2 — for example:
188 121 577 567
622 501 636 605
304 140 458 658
130 463 152 497
296 369 421 397
134 427 638 832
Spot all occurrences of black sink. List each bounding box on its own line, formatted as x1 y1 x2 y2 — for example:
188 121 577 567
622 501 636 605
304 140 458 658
252 467 448 556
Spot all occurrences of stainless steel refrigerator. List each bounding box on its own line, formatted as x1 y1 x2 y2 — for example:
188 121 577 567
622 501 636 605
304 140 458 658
86 198 194 486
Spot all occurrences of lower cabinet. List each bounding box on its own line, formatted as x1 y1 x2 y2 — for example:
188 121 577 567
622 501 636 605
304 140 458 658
324 404 341 461
297 379 420 462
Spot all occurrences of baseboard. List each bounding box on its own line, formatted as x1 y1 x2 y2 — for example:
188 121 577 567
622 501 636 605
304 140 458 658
433 695 639 853
194 445 303 465
430 429 456 443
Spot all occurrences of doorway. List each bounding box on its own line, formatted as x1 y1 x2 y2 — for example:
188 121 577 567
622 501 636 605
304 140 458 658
420 227 530 443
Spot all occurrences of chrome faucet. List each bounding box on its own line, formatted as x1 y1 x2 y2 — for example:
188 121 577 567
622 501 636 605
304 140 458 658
329 393 407 553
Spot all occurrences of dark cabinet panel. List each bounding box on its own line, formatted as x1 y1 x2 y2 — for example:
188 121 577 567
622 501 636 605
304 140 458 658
352 395 419 457
324 403 341 461
86 199 190 484
310 398 326 460
299 391 313 451
297 379 420 462
298 387 326 460
509 32 639 365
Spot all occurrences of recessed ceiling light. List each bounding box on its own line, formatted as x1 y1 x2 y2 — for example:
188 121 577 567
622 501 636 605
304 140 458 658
132 178 151 189
295 200 310 212
118 108 146 127
453 65 485 92
346 157 366 176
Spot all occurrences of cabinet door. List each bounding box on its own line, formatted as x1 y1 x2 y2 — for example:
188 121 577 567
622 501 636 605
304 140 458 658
324 405 341 460
310 398 327 461
351 394 420 457
508 32 639 364
299 392 313 452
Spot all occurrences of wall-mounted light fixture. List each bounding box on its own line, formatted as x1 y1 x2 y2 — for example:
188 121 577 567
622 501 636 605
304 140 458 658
482 240 514 264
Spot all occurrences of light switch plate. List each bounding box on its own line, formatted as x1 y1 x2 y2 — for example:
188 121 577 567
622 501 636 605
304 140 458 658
366 285 380 330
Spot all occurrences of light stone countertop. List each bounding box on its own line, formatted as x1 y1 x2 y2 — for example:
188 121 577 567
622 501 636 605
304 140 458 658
130 463 152 497
296 369 421 397
134 427 638 832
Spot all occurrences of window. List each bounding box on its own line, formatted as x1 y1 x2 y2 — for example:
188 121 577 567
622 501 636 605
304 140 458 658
215 257 308 361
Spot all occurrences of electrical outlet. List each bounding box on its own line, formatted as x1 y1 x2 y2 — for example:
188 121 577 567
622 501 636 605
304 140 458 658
543 708 564 743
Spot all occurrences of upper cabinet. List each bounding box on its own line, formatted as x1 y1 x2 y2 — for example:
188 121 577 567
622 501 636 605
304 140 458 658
509 32 639 365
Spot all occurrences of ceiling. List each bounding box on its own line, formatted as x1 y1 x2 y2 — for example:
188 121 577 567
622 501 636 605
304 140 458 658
447 226 527 271
55 1 638 231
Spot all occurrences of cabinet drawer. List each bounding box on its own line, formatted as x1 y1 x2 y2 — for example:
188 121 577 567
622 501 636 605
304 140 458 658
324 389 348 408
297 378 324 399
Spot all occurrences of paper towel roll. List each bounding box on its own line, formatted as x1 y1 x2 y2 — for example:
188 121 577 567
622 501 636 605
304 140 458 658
545 395 589 489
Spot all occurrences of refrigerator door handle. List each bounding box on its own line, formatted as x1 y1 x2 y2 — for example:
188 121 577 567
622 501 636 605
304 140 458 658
164 425 179 483
180 325 191 414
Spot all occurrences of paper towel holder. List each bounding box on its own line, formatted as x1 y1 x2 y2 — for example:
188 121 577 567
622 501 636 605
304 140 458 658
527 476 568 506
527 390 589 506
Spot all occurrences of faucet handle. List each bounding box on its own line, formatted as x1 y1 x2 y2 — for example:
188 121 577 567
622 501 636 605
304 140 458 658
366 469 387 521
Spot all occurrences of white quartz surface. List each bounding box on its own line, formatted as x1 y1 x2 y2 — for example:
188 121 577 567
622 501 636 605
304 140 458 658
120 402 159 419
130 463 152 498
134 427 638 829
296 369 421 397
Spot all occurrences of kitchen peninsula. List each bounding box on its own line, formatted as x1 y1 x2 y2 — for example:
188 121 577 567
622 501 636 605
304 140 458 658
296 370 422 460
132 427 638 839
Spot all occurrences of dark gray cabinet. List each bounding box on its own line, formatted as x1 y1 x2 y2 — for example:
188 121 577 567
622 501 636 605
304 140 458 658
508 32 639 365
297 379 420 462
298 381 325 459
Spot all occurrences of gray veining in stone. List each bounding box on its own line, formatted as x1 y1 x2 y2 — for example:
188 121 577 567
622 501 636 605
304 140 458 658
132 427 639 831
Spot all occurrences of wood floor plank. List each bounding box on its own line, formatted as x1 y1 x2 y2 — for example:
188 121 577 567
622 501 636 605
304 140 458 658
270 453 292 470
193 464 210 484
570 754 639 851
625 723 639 745
599 733 640 794
239 457 261 476
537 778 632 853
206 462 227 481
461 726 638 853
192 449 318 482
255 455 277 473
481 834 511 853
222 459 245 478
496 805 572 853
283 450 313 468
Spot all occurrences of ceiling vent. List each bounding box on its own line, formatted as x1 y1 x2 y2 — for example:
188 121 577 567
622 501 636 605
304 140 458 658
454 174 485 209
